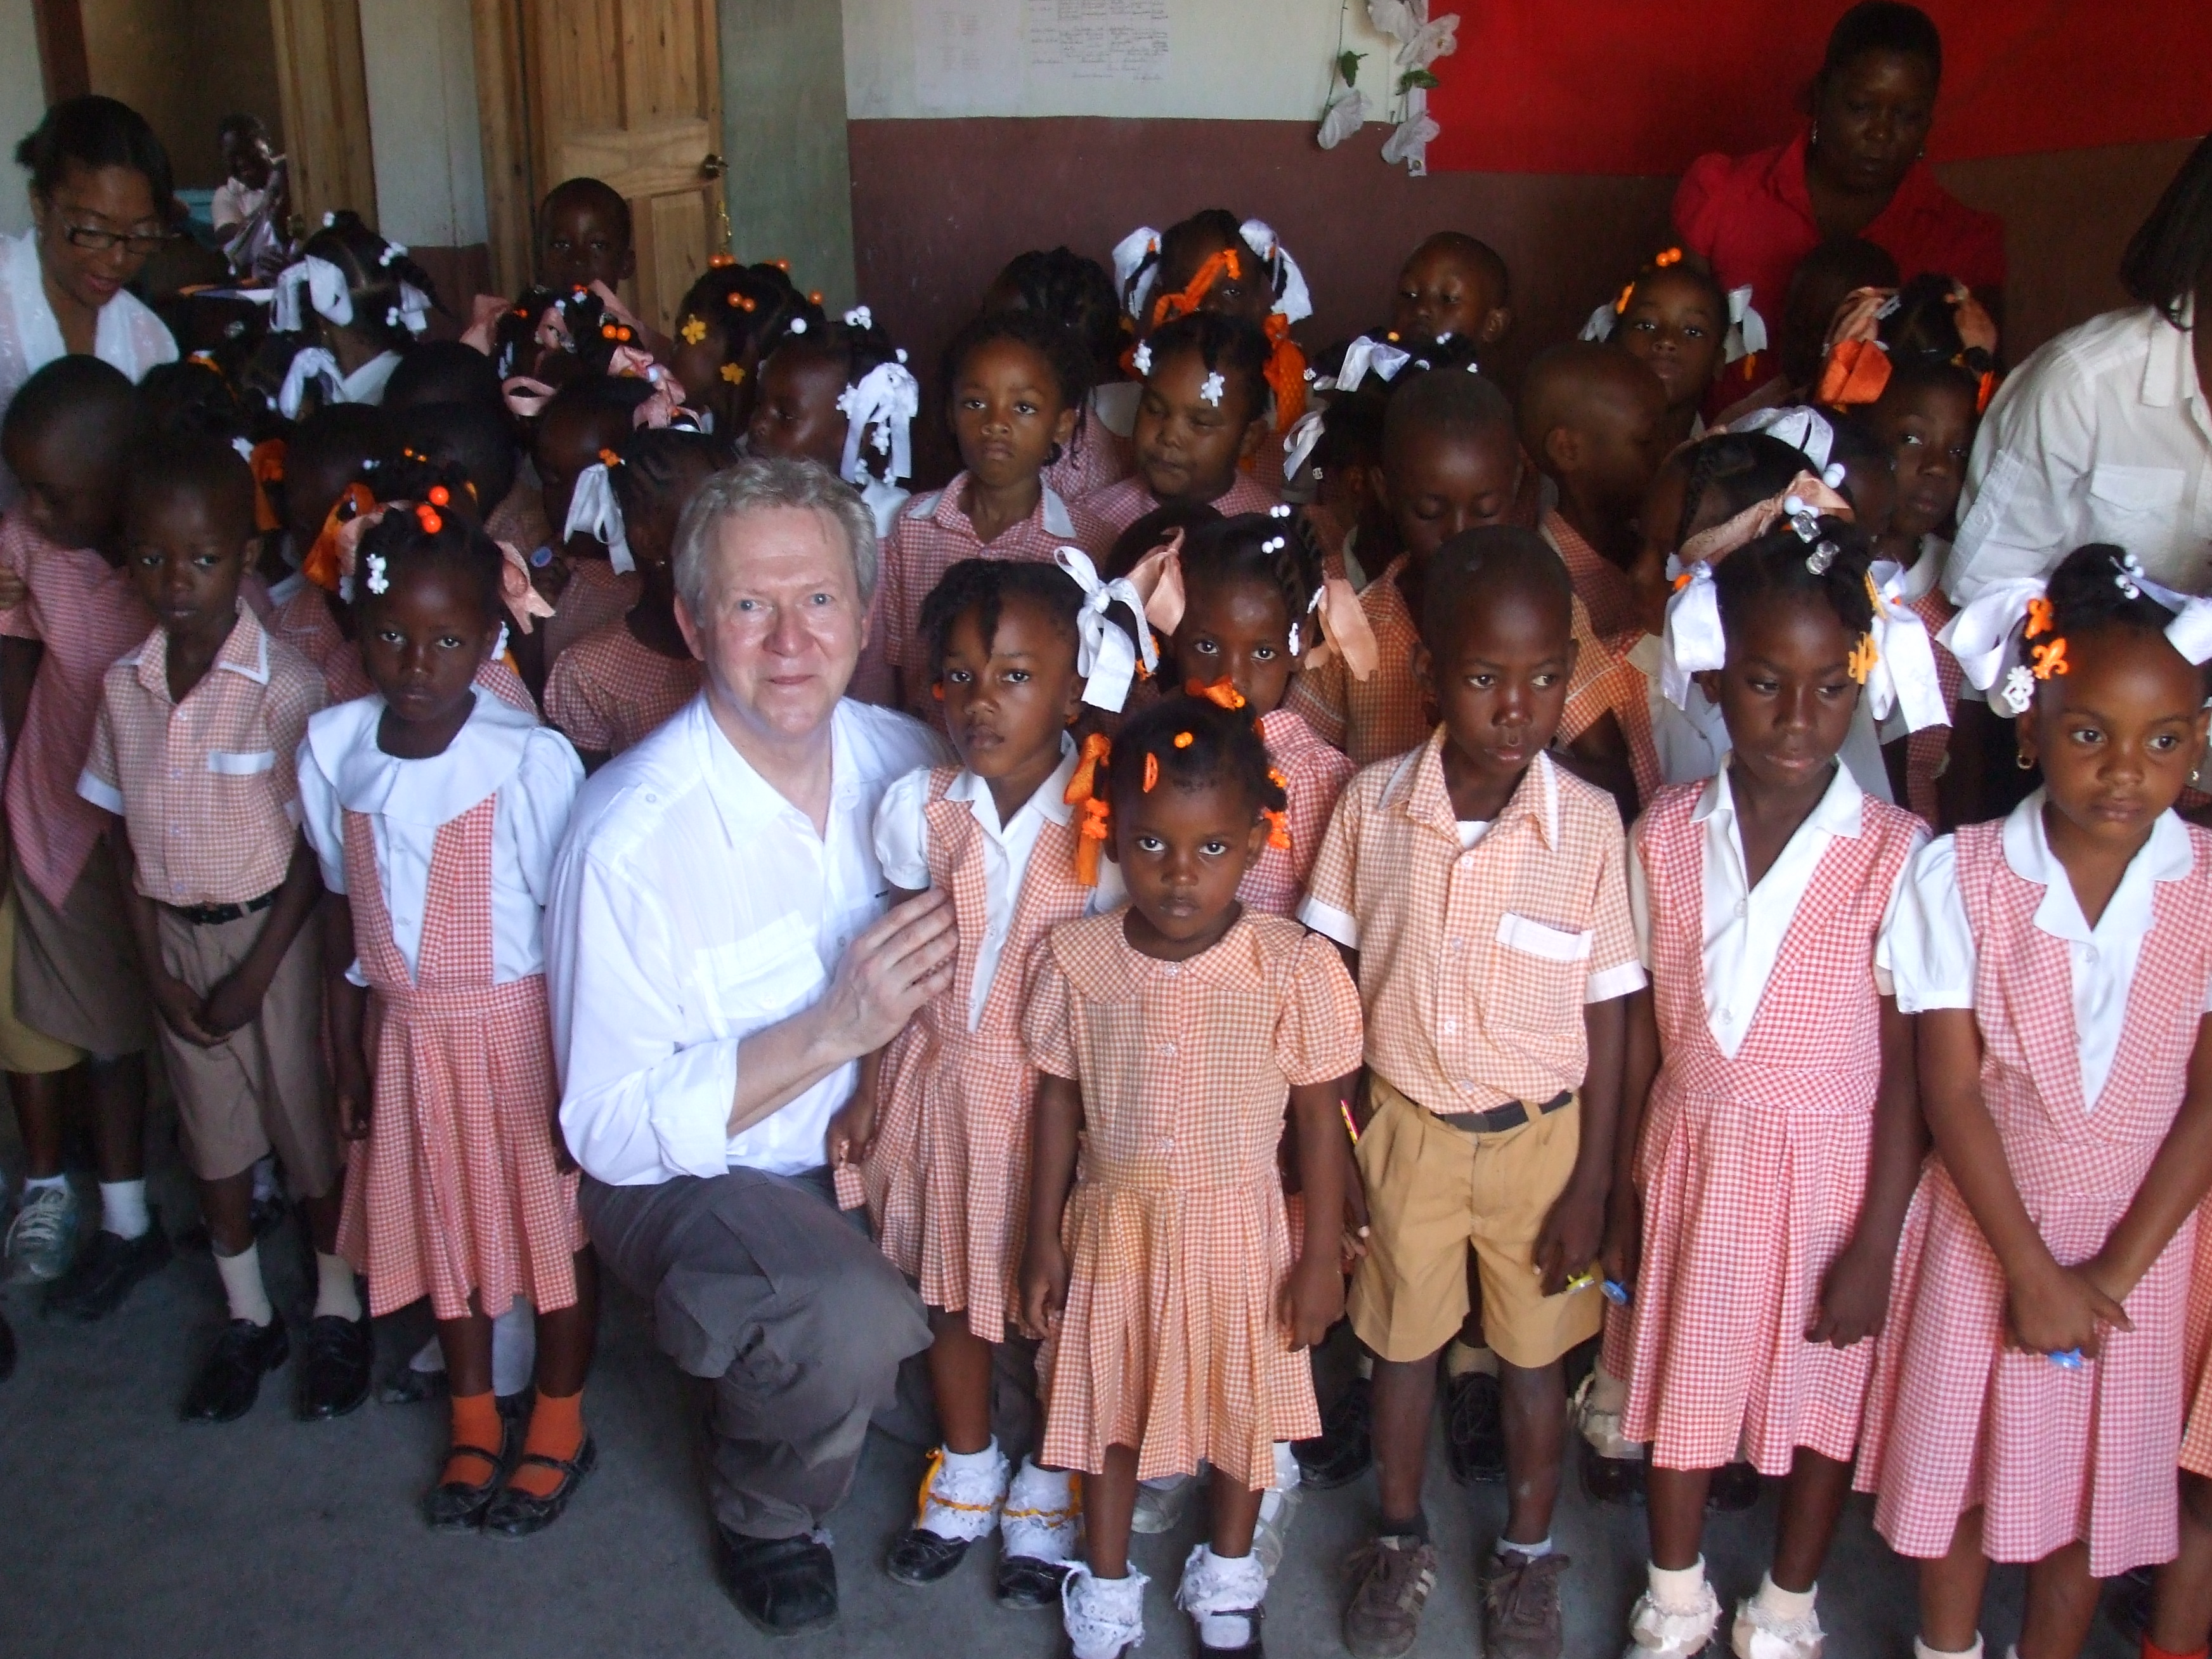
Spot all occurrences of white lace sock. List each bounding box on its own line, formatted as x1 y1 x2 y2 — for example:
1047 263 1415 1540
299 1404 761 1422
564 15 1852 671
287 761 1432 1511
916 1440 1009 1542
1178 1543 1267 1650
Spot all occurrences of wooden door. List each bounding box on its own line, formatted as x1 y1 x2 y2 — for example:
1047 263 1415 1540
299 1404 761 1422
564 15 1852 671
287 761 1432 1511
523 0 727 336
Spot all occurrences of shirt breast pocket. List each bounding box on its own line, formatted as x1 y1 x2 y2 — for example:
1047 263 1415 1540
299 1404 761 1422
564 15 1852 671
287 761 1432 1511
691 913 825 1038
2086 465 2185 543
1488 911 1592 1026
206 749 277 777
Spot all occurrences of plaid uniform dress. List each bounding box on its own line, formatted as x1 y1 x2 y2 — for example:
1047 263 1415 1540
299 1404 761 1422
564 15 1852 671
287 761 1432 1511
1620 782 1922 1472
2183 1199 2212 1478
864 767 1095 1340
543 557 641 670
1858 820 2212 1577
334 796 583 1321
1041 398 1135 508
542 618 699 757
1024 912 1363 1487
1238 706 1354 917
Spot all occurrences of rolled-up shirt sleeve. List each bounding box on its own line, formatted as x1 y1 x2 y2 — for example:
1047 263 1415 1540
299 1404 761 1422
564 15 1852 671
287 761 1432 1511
550 837 744 1185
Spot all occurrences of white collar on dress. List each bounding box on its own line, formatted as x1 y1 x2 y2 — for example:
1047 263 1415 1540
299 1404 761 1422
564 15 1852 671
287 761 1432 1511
340 349 402 407
311 684 539 825
946 731 1078 833
1693 751 1864 842
2003 786 2192 947
1041 485 1075 539
1899 536 1949 602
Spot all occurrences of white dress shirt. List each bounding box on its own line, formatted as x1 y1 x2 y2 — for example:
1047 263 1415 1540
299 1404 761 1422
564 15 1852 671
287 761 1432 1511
873 735 1121 1031
1948 303 2212 604
1630 761 1920 1059
1882 790 2210 1109
549 694 950 1185
297 689 582 984
0 230 176 509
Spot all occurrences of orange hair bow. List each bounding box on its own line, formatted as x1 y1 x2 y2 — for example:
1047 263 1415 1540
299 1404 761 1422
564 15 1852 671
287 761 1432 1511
302 483 379 595
495 540 557 635
1300 576 1381 682
1261 314 1309 441
1814 286 1897 408
1126 529 1188 635
247 438 287 535
1064 732 1114 886
1185 677 1247 711
1147 248 1242 332
1262 764 1292 851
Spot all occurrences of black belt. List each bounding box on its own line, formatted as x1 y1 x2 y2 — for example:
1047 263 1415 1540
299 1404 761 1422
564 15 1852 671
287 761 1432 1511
166 888 281 927
1436 1090 1573 1135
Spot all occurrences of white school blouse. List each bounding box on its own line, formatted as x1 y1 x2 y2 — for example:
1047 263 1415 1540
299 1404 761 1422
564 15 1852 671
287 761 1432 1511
1629 760 1921 1060
873 734 1122 1032
1880 790 2212 1110
297 689 582 984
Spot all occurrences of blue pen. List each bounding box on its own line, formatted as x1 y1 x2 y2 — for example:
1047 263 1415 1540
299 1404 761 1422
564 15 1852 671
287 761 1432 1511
2048 1348 2085 1370
1603 1279 1632 1306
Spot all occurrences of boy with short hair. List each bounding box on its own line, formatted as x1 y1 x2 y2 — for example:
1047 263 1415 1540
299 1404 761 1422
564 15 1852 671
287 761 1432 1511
1519 342 1669 644
79 433 366 1422
1303 529 1642 1659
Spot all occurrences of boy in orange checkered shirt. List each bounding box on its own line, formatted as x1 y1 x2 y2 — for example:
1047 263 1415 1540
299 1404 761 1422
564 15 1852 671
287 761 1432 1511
1300 529 1643 1659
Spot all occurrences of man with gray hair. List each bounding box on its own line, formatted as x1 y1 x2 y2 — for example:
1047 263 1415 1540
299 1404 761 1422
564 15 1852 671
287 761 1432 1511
547 457 956 1634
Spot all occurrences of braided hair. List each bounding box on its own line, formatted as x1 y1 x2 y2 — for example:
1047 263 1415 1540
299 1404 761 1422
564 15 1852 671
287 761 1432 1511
1180 509 1324 632
351 492 505 623
1100 691 1285 823
492 286 562 382
940 306 1091 417
990 247 1124 382
1140 311 1270 433
1674 431 1811 550
917 556 1083 675
375 433 498 523
2029 542 2194 682
1134 210 1289 321
606 425 725 566
296 211 444 352
674 261 824 387
1877 271 1996 378
1712 517 1877 647
134 356 252 446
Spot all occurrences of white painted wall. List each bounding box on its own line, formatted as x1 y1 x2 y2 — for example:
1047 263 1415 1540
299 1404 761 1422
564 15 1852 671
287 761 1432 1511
845 0 1404 124
358 0 488 245
0 0 46 235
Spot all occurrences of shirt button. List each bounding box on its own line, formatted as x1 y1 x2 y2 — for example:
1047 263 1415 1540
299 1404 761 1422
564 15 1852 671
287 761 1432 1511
1161 1043 1177 1058
1157 1136 1174 1152
1162 963 1180 977
1441 1018 1457 1036
1735 899 1747 918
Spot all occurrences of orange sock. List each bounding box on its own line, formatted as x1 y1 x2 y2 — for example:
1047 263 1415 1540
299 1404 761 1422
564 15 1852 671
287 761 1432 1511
2145 1642 2208 1659
507 1388 586 1499
443 1391 503 1488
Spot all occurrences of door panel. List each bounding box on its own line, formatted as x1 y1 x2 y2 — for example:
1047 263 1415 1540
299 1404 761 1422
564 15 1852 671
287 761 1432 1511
526 0 725 336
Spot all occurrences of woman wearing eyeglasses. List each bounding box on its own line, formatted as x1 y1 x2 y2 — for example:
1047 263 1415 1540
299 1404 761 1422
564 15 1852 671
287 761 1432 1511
0 95 178 509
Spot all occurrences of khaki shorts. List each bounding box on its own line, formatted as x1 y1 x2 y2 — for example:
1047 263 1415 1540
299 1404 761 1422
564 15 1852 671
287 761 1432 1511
1348 1075 1602 1369
0 888 83 1075
13 850 150 1059
156 903 337 1195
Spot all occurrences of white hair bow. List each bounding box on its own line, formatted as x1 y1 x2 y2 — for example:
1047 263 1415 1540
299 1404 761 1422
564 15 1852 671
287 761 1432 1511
836 361 920 490
276 346 345 419
1318 335 1411 394
563 462 634 575
1733 405 1839 478
1863 561 1950 732
1724 285 1767 365
1659 556 1724 709
1112 226 1162 322
272 256 354 333
1283 408 1328 481
1937 576 2046 710
1578 301 1618 344
1055 545 1157 712
391 282 432 336
1239 219 1313 324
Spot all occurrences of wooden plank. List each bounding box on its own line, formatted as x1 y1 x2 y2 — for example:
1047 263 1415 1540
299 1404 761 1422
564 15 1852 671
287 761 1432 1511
32 0 90 105
266 0 377 230
469 0 533 297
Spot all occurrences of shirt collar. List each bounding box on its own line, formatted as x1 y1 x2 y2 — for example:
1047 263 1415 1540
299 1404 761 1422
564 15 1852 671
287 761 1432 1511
1693 753 1864 840
929 476 1078 543
694 694 865 844
2003 786 2193 946
340 350 401 406
1402 732 1559 850
2142 296 2200 412
129 602 271 699
945 731 1079 833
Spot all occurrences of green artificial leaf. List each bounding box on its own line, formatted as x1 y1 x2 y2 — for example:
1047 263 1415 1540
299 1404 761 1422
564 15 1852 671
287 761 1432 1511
1398 67 1440 92
1336 50 1365 85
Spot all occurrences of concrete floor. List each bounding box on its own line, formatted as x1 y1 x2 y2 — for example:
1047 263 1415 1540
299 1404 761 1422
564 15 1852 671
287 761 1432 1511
0 1113 2144 1659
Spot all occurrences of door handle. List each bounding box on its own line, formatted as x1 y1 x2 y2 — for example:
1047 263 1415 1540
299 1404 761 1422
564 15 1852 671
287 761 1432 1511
700 152 727 180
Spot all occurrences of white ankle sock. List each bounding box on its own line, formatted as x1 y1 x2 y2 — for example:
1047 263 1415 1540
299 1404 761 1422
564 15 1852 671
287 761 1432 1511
313 1251 361 1321
1501 1534 1554 1561
1914 1637 1982 1659
22 1171 67 1196
99 1178 148 1239
1270 1440 1301 1491
214 1241 273 1326
490 1298 536 1395
1649 1558 1708 1614
940 1439 1000 1476
1753 1574 1816 1622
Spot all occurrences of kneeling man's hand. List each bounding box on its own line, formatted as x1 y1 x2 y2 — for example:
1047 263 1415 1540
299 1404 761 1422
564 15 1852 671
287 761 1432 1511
821 888 959 1056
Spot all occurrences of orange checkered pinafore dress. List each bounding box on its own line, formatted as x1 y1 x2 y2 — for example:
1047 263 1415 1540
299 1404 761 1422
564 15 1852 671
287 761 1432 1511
1237 707 1354 920
1620 782 1921 1474
1857 818 2212 1578
334 795 583 1322
865 767 1093 1341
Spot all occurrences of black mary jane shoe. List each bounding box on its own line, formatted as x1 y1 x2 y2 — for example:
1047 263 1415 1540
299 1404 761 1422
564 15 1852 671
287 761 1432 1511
887 1525 972 1586
1445 1369 1507 1485
181 1317 290 1423
483 1436 597 1539
717 1527 840 1636
1578 1435 1647 1506
421 1428 514 1533
294 1311 374 1421
1707 1459 1763 1512
994 1553 1070 1610
1291 1374 1372 1490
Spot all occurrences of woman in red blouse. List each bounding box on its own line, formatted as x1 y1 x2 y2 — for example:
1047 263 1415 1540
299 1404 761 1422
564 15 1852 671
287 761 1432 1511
1675 2 2004 393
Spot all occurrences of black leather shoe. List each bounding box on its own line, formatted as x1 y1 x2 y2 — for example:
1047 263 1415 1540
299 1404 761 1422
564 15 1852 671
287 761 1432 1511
994 1553 1071 1610
483 1435 596 1539
421 1415 518 1533
1292 1374 1372 1489
181 1317 289 1422
1578 1435 1646 1506
2107 1565 2154 1641
0 1310 15 1382
45 1225 171 1322
886 1525 972 1585
1444 1370 1507 1485
1707 1459 1762 1511
717 1528 839 1635
294 1312 374 1420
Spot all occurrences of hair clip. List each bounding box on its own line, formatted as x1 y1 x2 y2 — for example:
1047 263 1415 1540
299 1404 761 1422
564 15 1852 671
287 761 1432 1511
598 447 622 467
365 551 390 594
810 290 824 305
843 305 873 330
772 257 791 271
1270 503 1292 519
709 251 736 269
787 317 807 334
2031 637 2069 680
895 348 909 363
1263 807 1291 850
1172 731 1195 749
1186 677 1246 711
1613 282 1634 315
1261 535 1287 556
427 485 450 507
680 316 707 344
492 621 510 660
1847 633 1878 684
2117 553 2147 600
1287 621 1300 656
720 363 746 385
2024 596 2053 639
1805 538 1838 575
1998 663 2036 714
386 307 401 327
321 211 336 227
1874 294 1903 321
1131 342 1153 376
1655 247 1682 267
1200 370 1226 407
415 504 443 535
1142 753 1160 792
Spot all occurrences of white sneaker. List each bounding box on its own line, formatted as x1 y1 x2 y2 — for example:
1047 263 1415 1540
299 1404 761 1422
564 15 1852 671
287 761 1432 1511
6 1183 79 1282
1002 1458 1081 1565
916 1444 1010 1544
1064 1563 1147 1659
1577 1365 1646 1459
1733 1599 1825 1659
1625 1582 1724 1659
1178 1542 1266 1651
1252 1483 1301 1579
1131 1471 1195 1535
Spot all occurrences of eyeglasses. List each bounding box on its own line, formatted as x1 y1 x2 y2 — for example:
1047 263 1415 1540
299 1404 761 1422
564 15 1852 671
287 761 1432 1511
60 222 171 257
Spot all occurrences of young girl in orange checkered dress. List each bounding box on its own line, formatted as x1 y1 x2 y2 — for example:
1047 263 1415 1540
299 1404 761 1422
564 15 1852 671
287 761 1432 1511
1865 543 2212 1659
830 556 1126 1606
299 503 597 1540
1019 694 1361 1659
1611 518 1931 1659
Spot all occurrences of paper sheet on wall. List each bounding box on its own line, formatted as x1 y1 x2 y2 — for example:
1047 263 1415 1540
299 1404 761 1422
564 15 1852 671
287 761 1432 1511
1026 0 1171 83
913 0 1026 110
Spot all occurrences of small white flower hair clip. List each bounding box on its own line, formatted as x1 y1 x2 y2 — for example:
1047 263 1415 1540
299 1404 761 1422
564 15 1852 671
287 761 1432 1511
364 552 389 595
1996 662 2038 715
787 316 807 334
1131 342 1153 377
1269 503 1292 519
377 240 408 268
843 305 873 330
1199 370 1226 407
2116 553 2147 600
320 211 336 228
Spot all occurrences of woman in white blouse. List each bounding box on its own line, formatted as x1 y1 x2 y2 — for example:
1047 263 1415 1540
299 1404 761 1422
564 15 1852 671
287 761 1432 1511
0 96 178 509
